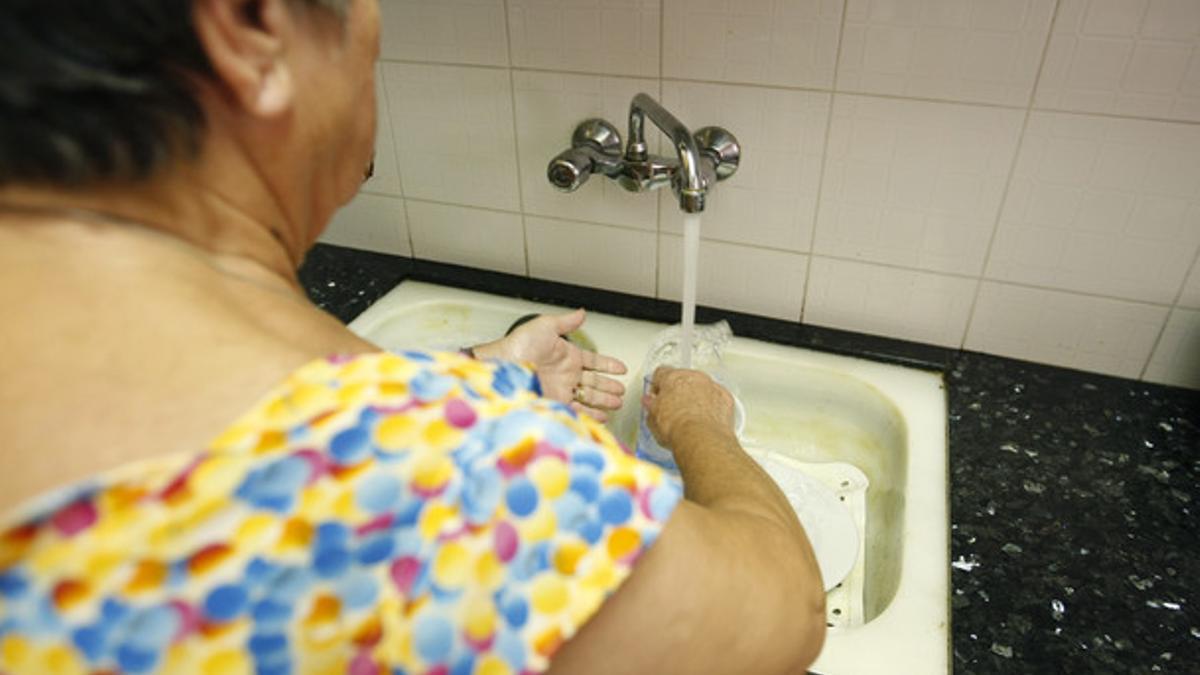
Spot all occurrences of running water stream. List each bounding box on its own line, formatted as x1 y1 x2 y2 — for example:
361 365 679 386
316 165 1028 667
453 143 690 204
680 214 700 367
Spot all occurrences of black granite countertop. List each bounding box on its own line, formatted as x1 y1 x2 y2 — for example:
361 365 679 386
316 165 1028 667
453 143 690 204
300 244 1199 674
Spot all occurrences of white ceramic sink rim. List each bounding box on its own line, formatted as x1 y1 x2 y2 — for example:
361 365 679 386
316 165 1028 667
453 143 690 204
348 281 950 674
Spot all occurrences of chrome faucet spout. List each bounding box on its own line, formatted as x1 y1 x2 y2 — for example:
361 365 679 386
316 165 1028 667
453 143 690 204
628 93 706 213
546 95 739 215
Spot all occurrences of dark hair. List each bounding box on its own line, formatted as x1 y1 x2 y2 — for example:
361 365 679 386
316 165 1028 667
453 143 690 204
0 0 346 188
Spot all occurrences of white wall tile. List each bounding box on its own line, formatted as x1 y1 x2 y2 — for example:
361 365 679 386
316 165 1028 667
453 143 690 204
526 217 657 295
366 67 404 197
1179 260 1200 309
986 112 1200 304
379 0 510 66
1035 0 1200 122
659 82 831 252
407 201 526 275
815 95 1024 275
658 237 808 320
508 0 660 77
838 0 1055 106
513 72 660 230
663 0 843 89
1143 308 1200 388
966 281 1169 378
320 193 411 256
381 63 521 211
804 257 977 347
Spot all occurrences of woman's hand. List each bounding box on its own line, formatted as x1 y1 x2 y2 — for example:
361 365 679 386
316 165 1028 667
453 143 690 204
472 309 628 421
642 366 736 450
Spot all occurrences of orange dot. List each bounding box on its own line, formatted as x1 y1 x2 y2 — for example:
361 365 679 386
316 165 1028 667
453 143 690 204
254 430 287 455
353 617 383 648
189 543 233 576
533 627 564 658
553 542 588 576
277 518 314 550
606 527 641 561
124 560 168 593
305 595 342 625
52 579 89 610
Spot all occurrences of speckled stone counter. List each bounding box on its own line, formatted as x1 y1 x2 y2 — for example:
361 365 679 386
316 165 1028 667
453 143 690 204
300 244 1200 674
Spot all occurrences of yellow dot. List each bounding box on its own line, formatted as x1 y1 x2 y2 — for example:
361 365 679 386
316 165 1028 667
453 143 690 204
412 454 455 492
553 541 589 576
530 575 569 614
422 419 461 448
290 382 335 413
234 513 278 549
580 557 617 591
519 506 557 543
1 635 31 670
475 550 505 589
477 655 513 675
433 543 470 587
419 503 458 540
375 416 417 450
528 458 569 498
191 456 249 500
41 645 85 675
606 527 641 561
203 650 251 675
464 595 496 641
569 585 606 627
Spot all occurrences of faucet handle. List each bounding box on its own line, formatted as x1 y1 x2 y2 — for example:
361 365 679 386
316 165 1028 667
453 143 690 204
547 119 624 192
694 127 740 182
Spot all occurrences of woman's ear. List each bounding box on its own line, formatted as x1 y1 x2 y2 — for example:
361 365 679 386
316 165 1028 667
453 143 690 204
192 0 295 118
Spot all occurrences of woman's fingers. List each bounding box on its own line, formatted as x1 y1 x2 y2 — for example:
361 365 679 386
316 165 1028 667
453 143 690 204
583 371 625 397
570 401 610 423
581 349 627 375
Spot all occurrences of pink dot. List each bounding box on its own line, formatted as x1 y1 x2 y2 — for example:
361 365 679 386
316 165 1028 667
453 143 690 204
349 652 382 675
169 600 200 642
51 500 97 537
444 399 477 429
493 521 519 563
390 557 422 595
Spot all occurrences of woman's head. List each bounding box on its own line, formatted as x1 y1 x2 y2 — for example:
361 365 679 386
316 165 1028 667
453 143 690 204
0 0 379 242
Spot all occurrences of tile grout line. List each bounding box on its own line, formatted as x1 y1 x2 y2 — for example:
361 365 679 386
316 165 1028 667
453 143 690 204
1138 244 1200 380
959 0 1063 352
799 0 851 326
375 64 416 258
500 0 532 278
373 58 1200 127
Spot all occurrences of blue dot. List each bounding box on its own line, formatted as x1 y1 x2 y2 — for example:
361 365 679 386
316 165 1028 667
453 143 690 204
204 584 249 622
124 605 180 649
313 547 352 579
401 350 435 362
357 473 402 514
251 599 293 627
505 479 539 518
569 473 601 503
0 570 28 599
462 468 503 524
264 567 312 602
450 655 476 675
115 644 158 673
101 598 130 623
316 522 352 546
413 615 454 663
554 492 588 531
245 557 278 586
500 594 529 629
72 625 108 662
598 489 634 525
330 427 371 465
337 572 379 610
259 456 311 493
496 629 527 670
571 449 606 473
578 517 604 545
356 534 395 566
249 632 289 658
649 482 683 522
256 657 293 675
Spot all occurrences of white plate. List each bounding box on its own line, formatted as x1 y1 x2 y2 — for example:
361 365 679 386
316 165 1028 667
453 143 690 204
753 453 860 592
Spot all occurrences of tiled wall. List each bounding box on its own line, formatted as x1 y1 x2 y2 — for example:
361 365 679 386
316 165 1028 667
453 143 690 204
322 0 1200 390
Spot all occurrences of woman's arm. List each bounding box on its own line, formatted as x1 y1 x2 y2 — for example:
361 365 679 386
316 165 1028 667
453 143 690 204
548 368 826 674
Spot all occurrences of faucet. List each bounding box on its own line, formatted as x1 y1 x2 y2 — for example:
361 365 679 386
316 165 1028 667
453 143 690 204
547 93 740 214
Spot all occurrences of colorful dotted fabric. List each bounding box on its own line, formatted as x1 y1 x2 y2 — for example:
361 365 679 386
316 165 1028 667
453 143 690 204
0 351 682 674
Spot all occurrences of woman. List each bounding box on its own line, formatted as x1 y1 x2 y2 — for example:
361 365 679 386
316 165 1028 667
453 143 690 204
0 1 825 673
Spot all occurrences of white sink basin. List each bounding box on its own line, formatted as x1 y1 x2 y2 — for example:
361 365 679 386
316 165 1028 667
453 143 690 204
349 281 949 674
